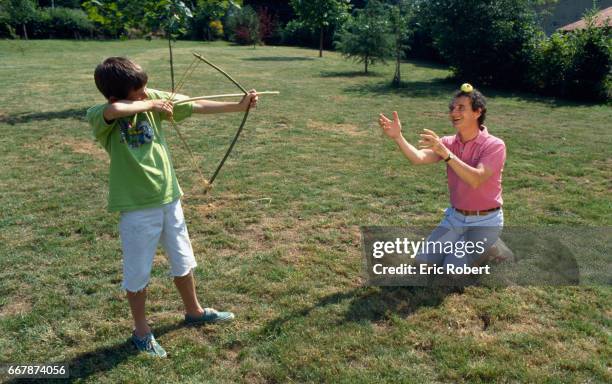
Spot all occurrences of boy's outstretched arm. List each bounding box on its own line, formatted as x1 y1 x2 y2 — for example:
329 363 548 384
378 111 440 165
104 99 173 121
192 90 258 114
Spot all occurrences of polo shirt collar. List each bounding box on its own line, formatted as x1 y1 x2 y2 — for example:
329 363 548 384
455 125 489 145
475 125 489 144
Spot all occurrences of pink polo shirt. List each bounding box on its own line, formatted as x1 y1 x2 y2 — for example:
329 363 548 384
440 126 506 211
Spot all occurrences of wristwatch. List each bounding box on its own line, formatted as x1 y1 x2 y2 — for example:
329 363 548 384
444 153 454 162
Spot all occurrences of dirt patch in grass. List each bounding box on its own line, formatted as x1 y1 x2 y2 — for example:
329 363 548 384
185 193 246 217
1 224 38 251
441 294 489 335
22 136 107 161
329 95 347 103
63 138 107 160
0 296 31 317
192 202 223 216
238 215 300 257
307 119 367 137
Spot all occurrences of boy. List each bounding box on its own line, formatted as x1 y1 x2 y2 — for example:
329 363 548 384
86 57 258 357
378 84 505 271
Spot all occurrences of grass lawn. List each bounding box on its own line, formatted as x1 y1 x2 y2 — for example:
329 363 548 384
0 40 610 383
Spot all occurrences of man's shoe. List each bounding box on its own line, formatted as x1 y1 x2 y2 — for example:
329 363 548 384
185 308 235 325
131 332 167 358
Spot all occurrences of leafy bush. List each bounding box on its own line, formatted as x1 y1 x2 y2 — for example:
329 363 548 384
225 4 259 45
422 0 542 88
564 25 611 101
258 6 275 44
190 0 233 41
0 3 93 39
36 7 94 38
529 32 574 96
530 24 611 101
209 20 224 38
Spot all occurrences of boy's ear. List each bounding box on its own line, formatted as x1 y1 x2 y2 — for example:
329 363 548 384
108 96 118 103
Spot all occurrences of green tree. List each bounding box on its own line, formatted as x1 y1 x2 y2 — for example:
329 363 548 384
421 0 546 88
2 0 37 39
143 0 193 91
389 0 414 86
334 0 393 74
290 0 351 57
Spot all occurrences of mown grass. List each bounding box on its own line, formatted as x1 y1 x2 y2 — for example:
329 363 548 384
0 40 610 383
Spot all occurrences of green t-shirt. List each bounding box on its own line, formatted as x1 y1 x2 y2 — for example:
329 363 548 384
86 89 193 212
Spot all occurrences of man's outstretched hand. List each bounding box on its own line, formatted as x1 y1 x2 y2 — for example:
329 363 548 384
378 111 402 140
419 128 449 158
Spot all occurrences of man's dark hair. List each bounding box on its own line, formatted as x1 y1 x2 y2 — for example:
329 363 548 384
450 89 487 126
94 57 148 100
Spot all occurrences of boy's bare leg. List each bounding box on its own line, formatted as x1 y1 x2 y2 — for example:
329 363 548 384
127 289 151 338
174 271 204 317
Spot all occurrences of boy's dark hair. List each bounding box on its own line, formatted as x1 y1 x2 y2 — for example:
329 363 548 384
450 88 487 125
94 57 148 100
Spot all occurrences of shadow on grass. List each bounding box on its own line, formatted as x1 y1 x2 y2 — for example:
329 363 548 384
256 286 455 341
5 321 185 384
243 56 315 62
0 108 87 125
337 63 608 107
320 70 384 78
344 77 456 98
338 286 455 323
478 87 609 108
405 58 450 71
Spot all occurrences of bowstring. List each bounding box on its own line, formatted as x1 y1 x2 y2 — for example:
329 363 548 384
170 56 199 101
166 56 211 192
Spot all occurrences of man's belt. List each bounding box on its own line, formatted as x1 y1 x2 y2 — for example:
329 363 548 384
454 207 501 216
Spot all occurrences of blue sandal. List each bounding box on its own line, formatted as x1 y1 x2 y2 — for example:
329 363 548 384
185 308 235 324
131 332 167 358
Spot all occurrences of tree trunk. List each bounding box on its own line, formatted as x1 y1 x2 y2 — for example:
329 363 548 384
365 58 368 74
319 27 323 57
393 53 401 86
168 36 175 92
22 24 28 40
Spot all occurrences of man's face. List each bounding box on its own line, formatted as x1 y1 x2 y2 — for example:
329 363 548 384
126 85 148 101
449 96 481 130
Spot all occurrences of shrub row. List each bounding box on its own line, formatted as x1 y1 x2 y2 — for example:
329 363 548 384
530 26 611 101
0 7 93 39
418 0 611 102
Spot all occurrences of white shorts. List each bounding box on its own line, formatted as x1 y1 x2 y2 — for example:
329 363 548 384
119 199 197 292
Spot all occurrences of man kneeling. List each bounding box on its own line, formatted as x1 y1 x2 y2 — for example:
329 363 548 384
378 84 506 274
